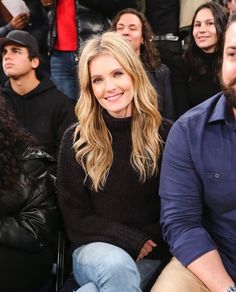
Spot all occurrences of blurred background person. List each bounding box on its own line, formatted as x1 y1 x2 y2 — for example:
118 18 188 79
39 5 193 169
25 0 51 76
0 9 29 84
0 12 28 36
111 8 175 120
224 0 236 15
0 1 50 76
144 0 182 120
180 1 228 113
0 30 75 164
41 0 138 102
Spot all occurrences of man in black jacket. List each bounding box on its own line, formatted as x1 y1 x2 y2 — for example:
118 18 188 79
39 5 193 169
0 30 76 160
145 0 185 119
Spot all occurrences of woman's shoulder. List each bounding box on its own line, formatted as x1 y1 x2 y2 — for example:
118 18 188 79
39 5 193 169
62 123 77 140
60 123 78 151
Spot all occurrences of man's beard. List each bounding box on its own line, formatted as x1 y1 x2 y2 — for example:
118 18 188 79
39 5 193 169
220 74 236 108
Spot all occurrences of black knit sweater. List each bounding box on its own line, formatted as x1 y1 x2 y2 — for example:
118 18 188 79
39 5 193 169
57 111 171 260
187 50 221 108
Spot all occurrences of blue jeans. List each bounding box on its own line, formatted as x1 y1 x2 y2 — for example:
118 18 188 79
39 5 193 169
72 242 161 292
50 50 79 101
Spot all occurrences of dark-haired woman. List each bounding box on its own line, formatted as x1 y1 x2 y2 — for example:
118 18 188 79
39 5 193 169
0 97 58 292
110 8 175 121
183 2 228 110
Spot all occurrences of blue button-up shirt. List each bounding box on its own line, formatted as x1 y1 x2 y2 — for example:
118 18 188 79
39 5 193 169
160 93 236 281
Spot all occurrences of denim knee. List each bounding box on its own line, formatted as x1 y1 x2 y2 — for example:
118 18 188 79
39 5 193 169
72 242 141 291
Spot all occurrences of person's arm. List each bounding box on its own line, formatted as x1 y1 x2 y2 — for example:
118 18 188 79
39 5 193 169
157 64 175 121
0 22 12 36
187 250 234 292
57 127 149 259
54 93 77 157
0 150 58 252
160 120 233 291
0 13 29 37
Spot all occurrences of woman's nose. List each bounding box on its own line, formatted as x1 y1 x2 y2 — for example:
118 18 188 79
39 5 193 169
105 79 116 92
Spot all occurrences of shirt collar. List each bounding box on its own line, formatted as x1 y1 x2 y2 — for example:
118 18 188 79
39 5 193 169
208 94 234 124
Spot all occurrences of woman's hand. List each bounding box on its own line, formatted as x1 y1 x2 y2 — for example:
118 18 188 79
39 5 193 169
136 239 157 261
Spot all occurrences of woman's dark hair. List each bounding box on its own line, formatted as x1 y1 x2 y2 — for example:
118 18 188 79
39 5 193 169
0 97 36 191
185 1 228 79
110 8 161 71
225 10 236 32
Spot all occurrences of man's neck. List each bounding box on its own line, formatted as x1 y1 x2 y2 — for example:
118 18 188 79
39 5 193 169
233 108 236 120
9 75 40 95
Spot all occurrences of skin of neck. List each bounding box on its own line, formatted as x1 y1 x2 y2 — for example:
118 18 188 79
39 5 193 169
233 108 236 120
135 47 140 57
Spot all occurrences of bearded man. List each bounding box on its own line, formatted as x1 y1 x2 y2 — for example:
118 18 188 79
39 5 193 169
151 12 236 292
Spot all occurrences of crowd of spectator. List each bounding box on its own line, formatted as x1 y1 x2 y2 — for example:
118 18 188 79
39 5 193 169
0 1 235 292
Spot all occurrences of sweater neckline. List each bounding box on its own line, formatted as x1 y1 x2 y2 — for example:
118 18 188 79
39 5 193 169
102 110 132 130
198 48 217 64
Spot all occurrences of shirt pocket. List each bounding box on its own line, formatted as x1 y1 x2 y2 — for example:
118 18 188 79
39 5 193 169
201 171 236 212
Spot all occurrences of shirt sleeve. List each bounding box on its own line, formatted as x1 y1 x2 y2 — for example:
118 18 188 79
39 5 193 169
160 119 217 266
0 22 13 37
57 127 149 259
157 64 175 121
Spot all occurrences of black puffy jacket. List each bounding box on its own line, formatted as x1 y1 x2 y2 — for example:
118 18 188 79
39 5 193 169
0 148 58 252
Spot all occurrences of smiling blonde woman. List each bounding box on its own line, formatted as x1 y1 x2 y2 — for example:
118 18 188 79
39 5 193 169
57 32 172 292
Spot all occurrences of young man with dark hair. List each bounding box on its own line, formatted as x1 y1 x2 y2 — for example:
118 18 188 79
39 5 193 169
0 30 75 160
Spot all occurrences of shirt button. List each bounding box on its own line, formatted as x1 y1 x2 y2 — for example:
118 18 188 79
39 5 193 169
214 173 220 179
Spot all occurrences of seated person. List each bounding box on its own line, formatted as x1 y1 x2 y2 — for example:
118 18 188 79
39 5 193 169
0 12 29 84
57 31 171 292
151 12 236 292
0 30 76 161
0 96 58 292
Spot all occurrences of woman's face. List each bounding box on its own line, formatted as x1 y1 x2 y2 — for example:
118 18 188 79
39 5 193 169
116 13 143 56
89 54 134 119
193 8 217 53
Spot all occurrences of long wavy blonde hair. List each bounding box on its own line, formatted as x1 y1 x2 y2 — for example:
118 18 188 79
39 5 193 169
74 32 162 191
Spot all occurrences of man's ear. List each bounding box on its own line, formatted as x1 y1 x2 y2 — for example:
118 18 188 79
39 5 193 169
31 57 40 69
